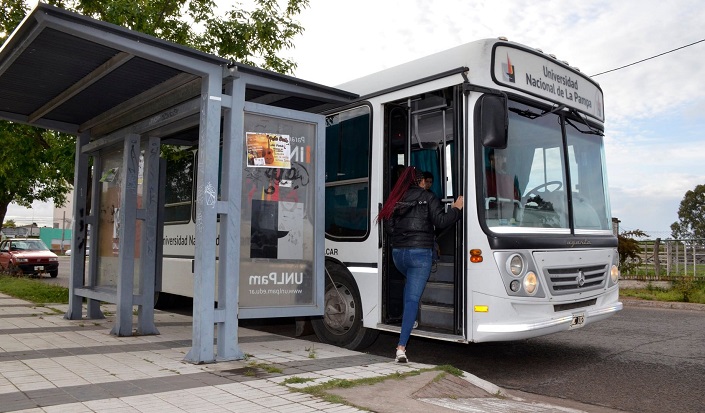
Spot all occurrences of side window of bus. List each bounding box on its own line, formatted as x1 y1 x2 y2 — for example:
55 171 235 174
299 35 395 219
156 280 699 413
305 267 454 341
163 147 195 224
325 106 371 239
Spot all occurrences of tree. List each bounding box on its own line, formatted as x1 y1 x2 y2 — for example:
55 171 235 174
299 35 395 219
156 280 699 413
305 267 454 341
3 219 16 228
618 229 648 273
0 123 76 230
22 0 310 74
670 184 705 241
0 0 310 228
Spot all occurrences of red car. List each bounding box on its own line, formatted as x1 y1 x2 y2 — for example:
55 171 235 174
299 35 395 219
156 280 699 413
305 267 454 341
0 238 59 278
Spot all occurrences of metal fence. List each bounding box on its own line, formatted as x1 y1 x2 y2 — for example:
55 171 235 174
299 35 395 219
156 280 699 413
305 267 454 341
621 239 705 280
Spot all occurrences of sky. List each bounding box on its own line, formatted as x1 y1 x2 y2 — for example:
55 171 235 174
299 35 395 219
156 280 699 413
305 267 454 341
7 0 705 238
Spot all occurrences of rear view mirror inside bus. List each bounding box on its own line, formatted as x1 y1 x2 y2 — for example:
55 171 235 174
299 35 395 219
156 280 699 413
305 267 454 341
477 94 508 149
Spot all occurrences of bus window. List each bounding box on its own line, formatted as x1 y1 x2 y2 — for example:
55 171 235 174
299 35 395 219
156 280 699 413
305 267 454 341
445 143 455 198
482 101 568 230
566 120 611 231
481 100 610 233
325 106 371 239
163 148 194 224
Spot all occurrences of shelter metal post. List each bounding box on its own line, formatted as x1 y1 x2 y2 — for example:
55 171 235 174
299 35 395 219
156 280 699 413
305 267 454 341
86 153 103 319
215 74 245 360
137 136 160 335
66 131 98 319
185 71 222 363
112 134 139 336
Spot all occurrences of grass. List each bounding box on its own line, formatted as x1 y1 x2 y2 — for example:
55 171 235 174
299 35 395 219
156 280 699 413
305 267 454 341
0 274 69 304
248 361 283 374
282 376 316 385
620 279 705 304
306 344 317 359
285 365 463 409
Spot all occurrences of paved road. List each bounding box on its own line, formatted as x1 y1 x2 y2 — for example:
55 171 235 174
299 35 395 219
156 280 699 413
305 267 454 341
41 260 705 413
245 303 705 413
363 305 705 413
41 256 74 287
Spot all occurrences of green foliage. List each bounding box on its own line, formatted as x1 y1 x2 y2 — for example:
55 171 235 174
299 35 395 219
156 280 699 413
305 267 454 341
0 275 69 303
0 0 30 42
3 219 16 228
282 376 315 384
672 277 701 303
0 124 75 227
247 361 283 374
620 280 705 304
671 184 705 241
617 229 648 272
30 0 309 75
196 0 308 74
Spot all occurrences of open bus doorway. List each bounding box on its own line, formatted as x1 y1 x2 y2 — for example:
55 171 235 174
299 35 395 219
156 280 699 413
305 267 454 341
381 86 465 338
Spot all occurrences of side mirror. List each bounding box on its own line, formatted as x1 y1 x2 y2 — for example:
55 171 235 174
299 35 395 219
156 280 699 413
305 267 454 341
477 94 508 149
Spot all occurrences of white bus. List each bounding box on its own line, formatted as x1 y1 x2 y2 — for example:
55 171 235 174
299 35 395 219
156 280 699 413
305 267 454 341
161 38 622 349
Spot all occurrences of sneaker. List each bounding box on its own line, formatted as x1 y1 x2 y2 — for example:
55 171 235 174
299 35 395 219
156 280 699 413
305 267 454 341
395 348 408 363
413 320 418 329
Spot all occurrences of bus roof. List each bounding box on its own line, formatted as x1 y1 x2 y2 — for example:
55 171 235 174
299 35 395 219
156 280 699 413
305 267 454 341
337 38 604 122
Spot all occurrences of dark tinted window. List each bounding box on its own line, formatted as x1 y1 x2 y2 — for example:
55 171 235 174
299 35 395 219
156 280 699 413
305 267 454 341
325 106 371 239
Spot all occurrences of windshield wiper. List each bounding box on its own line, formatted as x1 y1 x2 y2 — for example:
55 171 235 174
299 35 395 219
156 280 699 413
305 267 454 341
509 104 566 120
509 107 540 119
565 109 604 136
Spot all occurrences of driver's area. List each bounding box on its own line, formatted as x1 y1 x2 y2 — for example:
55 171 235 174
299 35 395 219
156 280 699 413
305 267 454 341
480 98 611 233
481 100 570 231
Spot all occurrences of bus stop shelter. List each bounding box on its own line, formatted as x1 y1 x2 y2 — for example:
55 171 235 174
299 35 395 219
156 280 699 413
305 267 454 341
0 3 355 363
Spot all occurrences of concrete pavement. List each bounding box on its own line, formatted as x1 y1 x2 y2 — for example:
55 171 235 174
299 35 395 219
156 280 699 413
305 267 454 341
0 292 624 412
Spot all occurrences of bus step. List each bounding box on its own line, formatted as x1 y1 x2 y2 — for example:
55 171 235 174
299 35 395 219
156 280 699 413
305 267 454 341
375 323 465 343
421 281 454 306
419 303 454 331
428 262 454 283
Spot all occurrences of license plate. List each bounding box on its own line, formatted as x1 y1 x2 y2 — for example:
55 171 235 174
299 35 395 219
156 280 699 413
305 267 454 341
570 312 585 328
34 266 44 271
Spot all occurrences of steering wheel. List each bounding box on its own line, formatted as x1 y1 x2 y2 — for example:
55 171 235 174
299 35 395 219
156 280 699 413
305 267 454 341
526 181 563 198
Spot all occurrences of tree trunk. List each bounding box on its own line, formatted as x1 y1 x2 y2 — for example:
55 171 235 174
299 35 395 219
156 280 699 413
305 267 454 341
0 201 8 230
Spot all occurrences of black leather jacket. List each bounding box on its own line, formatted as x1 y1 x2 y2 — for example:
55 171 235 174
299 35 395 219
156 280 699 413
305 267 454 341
390 186 461 249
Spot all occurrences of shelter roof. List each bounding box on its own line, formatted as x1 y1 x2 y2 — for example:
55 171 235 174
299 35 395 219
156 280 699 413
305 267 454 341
0 3 356 140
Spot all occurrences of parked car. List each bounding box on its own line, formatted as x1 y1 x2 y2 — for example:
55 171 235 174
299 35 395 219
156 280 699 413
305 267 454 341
0 238 59 278
64 248 89 257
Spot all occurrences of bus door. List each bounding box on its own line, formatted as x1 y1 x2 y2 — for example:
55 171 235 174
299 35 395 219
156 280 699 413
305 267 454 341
382 87 465 338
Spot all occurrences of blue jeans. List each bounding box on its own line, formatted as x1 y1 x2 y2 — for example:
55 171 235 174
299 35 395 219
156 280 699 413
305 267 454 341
392 248 432 347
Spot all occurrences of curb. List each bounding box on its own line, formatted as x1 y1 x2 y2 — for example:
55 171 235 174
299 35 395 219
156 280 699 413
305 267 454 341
621 297 705 311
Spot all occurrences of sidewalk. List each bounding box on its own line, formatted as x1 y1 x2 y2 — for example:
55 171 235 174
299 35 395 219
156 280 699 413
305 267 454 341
0 293 621 413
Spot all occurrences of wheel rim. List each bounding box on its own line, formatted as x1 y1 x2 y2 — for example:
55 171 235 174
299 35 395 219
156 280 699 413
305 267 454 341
322 281 356 335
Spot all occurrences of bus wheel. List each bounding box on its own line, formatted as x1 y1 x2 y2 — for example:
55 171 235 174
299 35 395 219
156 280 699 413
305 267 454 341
312 266 379 350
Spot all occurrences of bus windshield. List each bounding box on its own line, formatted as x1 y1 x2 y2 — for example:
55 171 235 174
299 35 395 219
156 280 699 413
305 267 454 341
482 100 611 234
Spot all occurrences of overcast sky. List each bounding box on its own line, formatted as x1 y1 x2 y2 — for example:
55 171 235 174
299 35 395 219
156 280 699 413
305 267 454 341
8 0 705 238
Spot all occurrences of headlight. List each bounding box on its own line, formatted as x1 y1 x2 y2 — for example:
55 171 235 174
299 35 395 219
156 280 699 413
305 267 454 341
610 265 619 283
16 258 28 263
508 254 524 276
523 271 538 295
49 257 58 262
509 280 521 292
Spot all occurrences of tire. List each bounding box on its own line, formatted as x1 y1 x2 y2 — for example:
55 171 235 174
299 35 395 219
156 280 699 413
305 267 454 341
311 264 379 350
8 264 23 277
49 270 58 278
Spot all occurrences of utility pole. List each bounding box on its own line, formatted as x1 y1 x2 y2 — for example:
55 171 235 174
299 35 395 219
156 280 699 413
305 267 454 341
61 211 66 254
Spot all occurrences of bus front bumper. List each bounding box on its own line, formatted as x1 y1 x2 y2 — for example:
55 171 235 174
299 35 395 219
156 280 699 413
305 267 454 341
473 295 623 342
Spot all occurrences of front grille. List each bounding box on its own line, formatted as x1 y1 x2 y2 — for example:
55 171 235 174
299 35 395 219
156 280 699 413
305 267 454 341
554 298 597 312
544 264 607 295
